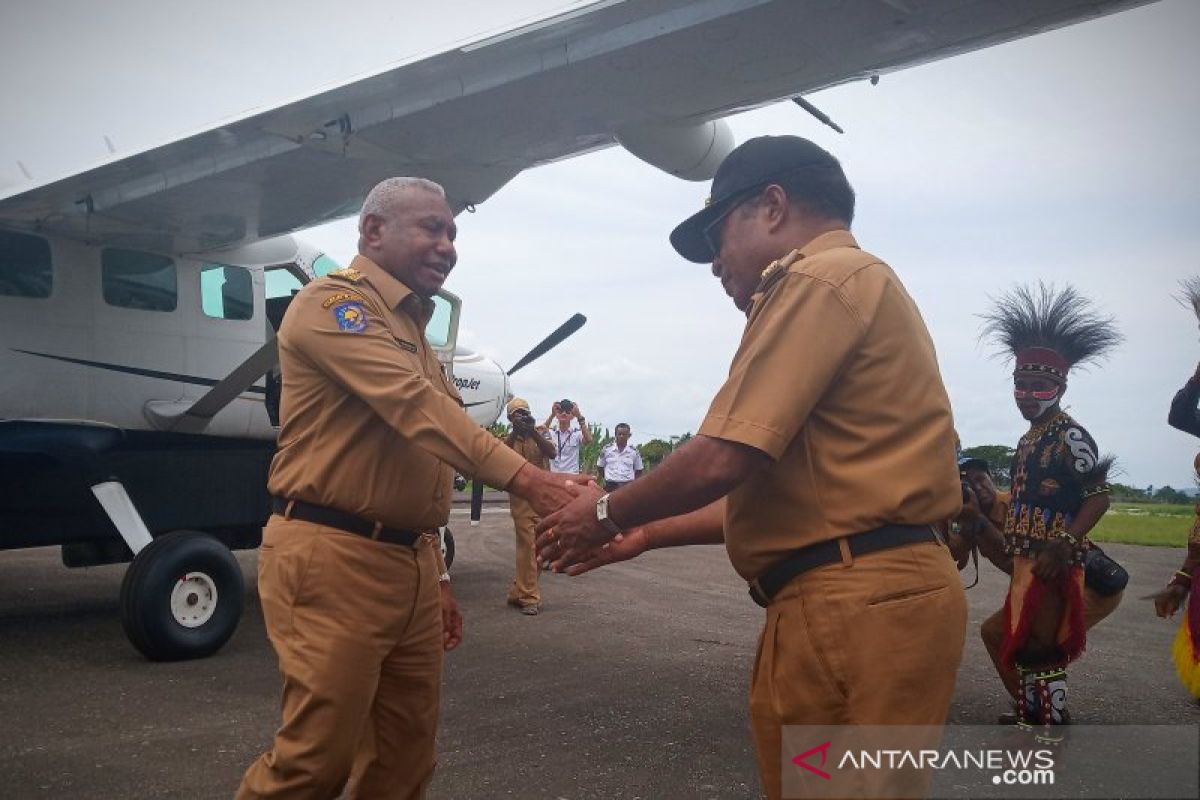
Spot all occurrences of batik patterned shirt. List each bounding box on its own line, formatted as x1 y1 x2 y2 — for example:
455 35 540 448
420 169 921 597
1005 410 1106 564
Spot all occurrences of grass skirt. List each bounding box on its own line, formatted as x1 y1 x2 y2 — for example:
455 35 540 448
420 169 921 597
1172 586 1200 699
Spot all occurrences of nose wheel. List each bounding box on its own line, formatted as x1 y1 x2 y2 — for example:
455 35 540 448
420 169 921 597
440 527 456 569
120 530 244 661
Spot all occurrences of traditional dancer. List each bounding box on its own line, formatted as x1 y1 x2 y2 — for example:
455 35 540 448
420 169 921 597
981 283 1121 726
1153 277 1200 698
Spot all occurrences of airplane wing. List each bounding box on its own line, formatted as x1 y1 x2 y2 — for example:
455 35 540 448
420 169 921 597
0 0 1151 254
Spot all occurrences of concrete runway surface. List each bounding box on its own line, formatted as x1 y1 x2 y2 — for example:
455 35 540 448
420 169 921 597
1 506 1197 799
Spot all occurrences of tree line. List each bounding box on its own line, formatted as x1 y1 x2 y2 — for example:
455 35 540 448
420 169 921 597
485 428 1194 503
959 444 1195 504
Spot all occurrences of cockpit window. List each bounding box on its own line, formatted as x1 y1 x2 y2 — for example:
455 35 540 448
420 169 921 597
426 294 454 348
265 267 305 300
312 254 340 277
200 263 254 321
102 248 177 312
0 230 52 299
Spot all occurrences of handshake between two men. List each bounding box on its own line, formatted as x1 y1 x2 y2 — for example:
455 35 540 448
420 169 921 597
503 464 640 575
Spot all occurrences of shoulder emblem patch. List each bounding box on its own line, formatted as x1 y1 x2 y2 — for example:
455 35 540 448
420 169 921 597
327 266 364 283
332 301 368 333
321 292 363 309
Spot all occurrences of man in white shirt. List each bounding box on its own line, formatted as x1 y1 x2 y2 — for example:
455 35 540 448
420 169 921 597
595 423 644 491
544 399 593 473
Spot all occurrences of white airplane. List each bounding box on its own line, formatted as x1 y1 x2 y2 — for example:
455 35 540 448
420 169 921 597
0 0 1154 661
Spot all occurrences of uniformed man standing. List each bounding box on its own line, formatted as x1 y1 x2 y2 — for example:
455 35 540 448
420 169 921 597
537 137 967 799
237 177 576 799
503 397 556 615
594 423 644 491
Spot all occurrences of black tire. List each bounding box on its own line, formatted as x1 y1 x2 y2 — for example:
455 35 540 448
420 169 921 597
441 528 455 569
119 530 244 661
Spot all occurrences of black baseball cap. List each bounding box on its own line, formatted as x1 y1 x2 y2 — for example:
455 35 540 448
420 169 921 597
958 456 990 473
669 135 841 264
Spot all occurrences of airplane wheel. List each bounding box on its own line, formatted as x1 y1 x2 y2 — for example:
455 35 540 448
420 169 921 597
441 528 456 569
119 530 244 661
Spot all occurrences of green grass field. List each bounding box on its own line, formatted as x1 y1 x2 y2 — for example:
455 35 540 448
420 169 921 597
1090 502 1195 547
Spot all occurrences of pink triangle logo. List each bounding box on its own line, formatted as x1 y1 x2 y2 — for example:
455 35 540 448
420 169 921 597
792 741 833 780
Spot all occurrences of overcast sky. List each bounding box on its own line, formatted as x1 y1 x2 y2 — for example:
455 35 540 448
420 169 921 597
4 0 1198 488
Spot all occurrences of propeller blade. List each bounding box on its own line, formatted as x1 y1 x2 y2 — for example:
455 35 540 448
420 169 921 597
507 313 587 376
470 480 485 526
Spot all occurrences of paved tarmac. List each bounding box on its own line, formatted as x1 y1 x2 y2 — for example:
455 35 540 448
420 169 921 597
1 507 1197 799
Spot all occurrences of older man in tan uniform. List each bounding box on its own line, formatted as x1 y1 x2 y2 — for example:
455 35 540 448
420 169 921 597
538 137 967 799
238 177 574 800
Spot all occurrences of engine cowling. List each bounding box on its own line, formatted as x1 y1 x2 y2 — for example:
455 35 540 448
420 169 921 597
616 119 734 181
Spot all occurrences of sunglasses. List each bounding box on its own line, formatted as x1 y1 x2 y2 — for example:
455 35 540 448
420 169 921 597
701 185 765 258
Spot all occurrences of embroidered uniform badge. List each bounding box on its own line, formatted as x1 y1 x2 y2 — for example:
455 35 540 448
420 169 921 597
321 292 362 309
333 301 368 333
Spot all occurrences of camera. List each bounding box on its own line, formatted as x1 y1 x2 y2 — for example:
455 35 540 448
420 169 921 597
557 399 574 413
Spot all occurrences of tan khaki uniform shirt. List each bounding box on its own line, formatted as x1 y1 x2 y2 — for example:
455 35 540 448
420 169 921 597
698 230 961 580
506 427 554 518
507 427 553 470
268 255 526 531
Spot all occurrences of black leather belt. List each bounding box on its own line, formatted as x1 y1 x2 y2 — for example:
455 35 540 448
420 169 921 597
271 497 421 547
748 524 939 608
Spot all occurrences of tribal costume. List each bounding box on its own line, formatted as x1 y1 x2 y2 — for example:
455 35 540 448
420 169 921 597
1171 497 1200 698
1166 278 1200 698
1001 410 1105 668
982 283 1120 726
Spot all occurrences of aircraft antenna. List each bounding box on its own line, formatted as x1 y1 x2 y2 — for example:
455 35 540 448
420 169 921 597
791 96 844 134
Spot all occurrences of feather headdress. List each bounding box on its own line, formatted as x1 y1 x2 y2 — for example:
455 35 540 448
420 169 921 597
1178 277 1200 326
980 283 1121 381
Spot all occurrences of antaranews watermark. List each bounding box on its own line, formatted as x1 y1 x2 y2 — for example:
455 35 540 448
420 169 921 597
781 724 1197 799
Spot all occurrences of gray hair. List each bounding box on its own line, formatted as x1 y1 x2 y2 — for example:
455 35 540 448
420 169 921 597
358 177 445 232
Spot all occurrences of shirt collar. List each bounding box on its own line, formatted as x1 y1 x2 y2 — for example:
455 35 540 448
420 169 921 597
349 254 435 323
798 228 858 258
746 229 859 315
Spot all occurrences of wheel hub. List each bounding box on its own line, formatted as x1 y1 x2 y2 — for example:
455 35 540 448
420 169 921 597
170 572 219 628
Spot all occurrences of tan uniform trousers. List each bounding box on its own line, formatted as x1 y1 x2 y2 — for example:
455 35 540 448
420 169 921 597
980 588 1123 701
237 517 443 800
507 495 541 608
750 540 967 800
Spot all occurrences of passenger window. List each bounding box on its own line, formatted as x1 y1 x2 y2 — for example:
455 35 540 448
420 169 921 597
102 248 177 312
200 263 254 320
0 230 52 298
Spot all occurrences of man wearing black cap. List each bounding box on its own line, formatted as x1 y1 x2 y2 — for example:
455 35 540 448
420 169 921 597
537 135 966 798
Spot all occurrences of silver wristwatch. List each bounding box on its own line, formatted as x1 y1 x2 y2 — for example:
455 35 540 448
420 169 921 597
595 493 622 535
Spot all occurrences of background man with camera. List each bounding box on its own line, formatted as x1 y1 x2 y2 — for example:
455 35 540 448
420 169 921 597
544 398 592 474
503 398 557 615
